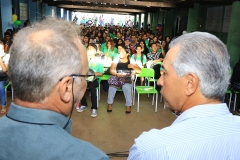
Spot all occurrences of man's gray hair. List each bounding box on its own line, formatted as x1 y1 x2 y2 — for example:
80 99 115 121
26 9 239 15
9 18 82 102
170 32 230 100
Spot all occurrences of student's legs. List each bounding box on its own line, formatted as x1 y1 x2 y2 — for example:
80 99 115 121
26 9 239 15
122 83 132 106
0 81 7 114
107 86 118 105
88 79 98 110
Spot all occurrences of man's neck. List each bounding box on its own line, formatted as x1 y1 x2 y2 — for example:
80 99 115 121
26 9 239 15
180 92 221 113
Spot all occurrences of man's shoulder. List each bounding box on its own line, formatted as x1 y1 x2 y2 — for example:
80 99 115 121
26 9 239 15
134 127 177 149
0 116 108 160
61 137 109 159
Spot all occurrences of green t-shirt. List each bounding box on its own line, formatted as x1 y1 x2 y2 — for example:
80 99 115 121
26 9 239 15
113 53 119 60
100 43 107 52
131 54 147 68
89 59 104 77
102 47 118 58
145 39 149 47
158 48 162 52
147 45 151 52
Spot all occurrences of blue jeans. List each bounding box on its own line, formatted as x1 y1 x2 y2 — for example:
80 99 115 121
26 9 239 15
107 83 132 106
0 81 8 106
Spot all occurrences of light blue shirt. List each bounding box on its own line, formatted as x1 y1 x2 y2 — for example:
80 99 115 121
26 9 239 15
0 103 109 160
128 103 240 160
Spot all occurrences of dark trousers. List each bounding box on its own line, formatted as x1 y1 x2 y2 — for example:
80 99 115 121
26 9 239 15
80 79 99 110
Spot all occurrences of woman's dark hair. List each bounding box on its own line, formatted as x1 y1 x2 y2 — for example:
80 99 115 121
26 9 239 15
138 39 149 56
87 43 97 51
88 37 94 44
148 38 154 47
117 39 125 48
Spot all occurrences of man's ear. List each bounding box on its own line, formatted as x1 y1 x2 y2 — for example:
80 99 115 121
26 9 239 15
185 73 198 96
58 77 73 103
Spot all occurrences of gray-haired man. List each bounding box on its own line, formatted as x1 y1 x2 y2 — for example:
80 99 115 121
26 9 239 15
0 18 109 160
128 32 240 160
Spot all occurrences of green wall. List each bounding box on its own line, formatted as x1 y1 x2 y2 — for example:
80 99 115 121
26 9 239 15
227 1 240 67
152 2 239 67
163 8 188 38
163 9 174 38
187 3 199 32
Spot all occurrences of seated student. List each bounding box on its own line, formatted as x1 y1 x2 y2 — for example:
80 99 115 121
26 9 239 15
0 18 109 160
100 34 110 52
146 43 164 79
131 45 147 86
138 39 149 57
102 39 118 60
77 44 104 118
107 46 141 114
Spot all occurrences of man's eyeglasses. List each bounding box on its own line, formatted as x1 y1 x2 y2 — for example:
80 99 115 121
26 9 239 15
59 69 96 82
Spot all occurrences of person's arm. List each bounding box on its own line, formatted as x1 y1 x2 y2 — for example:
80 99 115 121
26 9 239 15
153 52 164 63
110 60 122 77
95 63 104 76
128 60 141 73
161 45 165 58
95 72 103 76
0 55 9 72
153 58 164 63
142 55 147 67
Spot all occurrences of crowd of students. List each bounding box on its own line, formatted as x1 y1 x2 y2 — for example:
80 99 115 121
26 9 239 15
0 18 239 160
76 24 170 117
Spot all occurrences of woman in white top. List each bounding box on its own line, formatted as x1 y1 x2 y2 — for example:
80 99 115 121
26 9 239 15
0 42 10 114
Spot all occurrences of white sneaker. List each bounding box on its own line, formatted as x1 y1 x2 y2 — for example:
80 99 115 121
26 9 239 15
91 109 97 117
77 105 87 112
76 103 80 110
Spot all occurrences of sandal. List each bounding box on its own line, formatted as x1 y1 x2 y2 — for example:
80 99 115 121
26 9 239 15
107 104 112 112
0 108 7 114
125 106 131 114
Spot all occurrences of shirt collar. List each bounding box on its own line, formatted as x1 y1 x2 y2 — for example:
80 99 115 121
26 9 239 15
172 103 230 125
6 102 72 133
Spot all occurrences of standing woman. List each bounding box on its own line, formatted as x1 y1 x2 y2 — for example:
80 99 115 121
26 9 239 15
0 43 10 114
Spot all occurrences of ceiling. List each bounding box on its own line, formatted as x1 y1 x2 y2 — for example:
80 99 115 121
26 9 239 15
40 0 236 14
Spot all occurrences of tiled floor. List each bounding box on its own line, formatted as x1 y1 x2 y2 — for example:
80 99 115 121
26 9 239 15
2 89 239 159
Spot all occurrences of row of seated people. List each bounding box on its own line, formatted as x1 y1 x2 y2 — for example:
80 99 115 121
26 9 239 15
81 26 170 56
76 43 164 118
